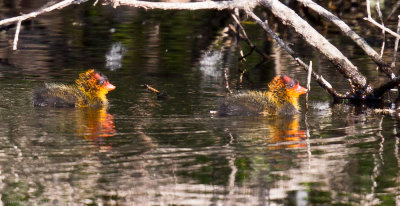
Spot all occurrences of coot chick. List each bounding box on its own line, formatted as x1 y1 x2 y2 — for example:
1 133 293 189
219 75 307 116
34 69 115 107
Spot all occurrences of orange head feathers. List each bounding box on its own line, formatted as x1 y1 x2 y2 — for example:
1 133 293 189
34 69 115 108
218 75 307 116
74 69 116 107
266 75 307 112
76 69 115 93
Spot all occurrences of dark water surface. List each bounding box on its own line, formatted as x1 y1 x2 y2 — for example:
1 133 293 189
0 1 399 205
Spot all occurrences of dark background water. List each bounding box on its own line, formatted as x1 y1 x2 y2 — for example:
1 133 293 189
0 0 399 205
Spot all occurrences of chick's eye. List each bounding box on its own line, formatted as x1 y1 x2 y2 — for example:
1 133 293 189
98 79 105 85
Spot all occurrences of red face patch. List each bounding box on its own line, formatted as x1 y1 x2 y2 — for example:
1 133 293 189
281 75 293 84
281 75 297 89
94 73 102 80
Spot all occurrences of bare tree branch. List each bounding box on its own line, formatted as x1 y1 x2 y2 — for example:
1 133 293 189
392 15 400 69
12 20 22 50
364 0 400 39
375 0 386 72
1 0 398 101
0 0 84 27
109 0 257 10
297 0 394 79
231 13 270 61
306 61 312 109
259 0 373 96
246 11 348 99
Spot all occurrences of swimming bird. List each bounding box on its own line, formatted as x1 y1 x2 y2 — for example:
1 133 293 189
218 75 307 116
34 69 115 107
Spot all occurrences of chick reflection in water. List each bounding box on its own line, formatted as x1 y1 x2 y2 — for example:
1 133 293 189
267 115 306 150
76 107 116 151
34 69 116 151
218 75 307 149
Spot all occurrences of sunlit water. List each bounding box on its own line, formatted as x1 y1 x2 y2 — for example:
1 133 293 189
0 1 399 205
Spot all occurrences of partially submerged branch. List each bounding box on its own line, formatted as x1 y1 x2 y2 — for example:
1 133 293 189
259 0 374 96
246 11 348 99
373 77 400 98
144 84 167 99
297 0 394 78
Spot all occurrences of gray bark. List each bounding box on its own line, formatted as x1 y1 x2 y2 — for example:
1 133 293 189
260 0 374 96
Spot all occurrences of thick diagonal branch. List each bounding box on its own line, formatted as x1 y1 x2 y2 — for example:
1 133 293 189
259 0 373 96
246 11 348 99
297 0 395 79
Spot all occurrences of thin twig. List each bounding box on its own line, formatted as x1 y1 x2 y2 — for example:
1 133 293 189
231 13 270 61
306 61 312 110
297 0 393 78
375 0 385 72
12 20 22 50
260 0 373 96
233 8 245 61
246 10 348 99
144 84 167 99
0 0 81 26
364 17 400 39
392 15 400 69
364 0 400 39
366 0 372 18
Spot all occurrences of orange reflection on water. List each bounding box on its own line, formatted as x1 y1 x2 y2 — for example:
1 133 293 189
76 107 116 151
268 115 306 150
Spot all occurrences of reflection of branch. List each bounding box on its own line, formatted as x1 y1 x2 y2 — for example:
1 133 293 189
224 66 232 94
304 113 311 170
305 61 312 110
110 0 257 10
